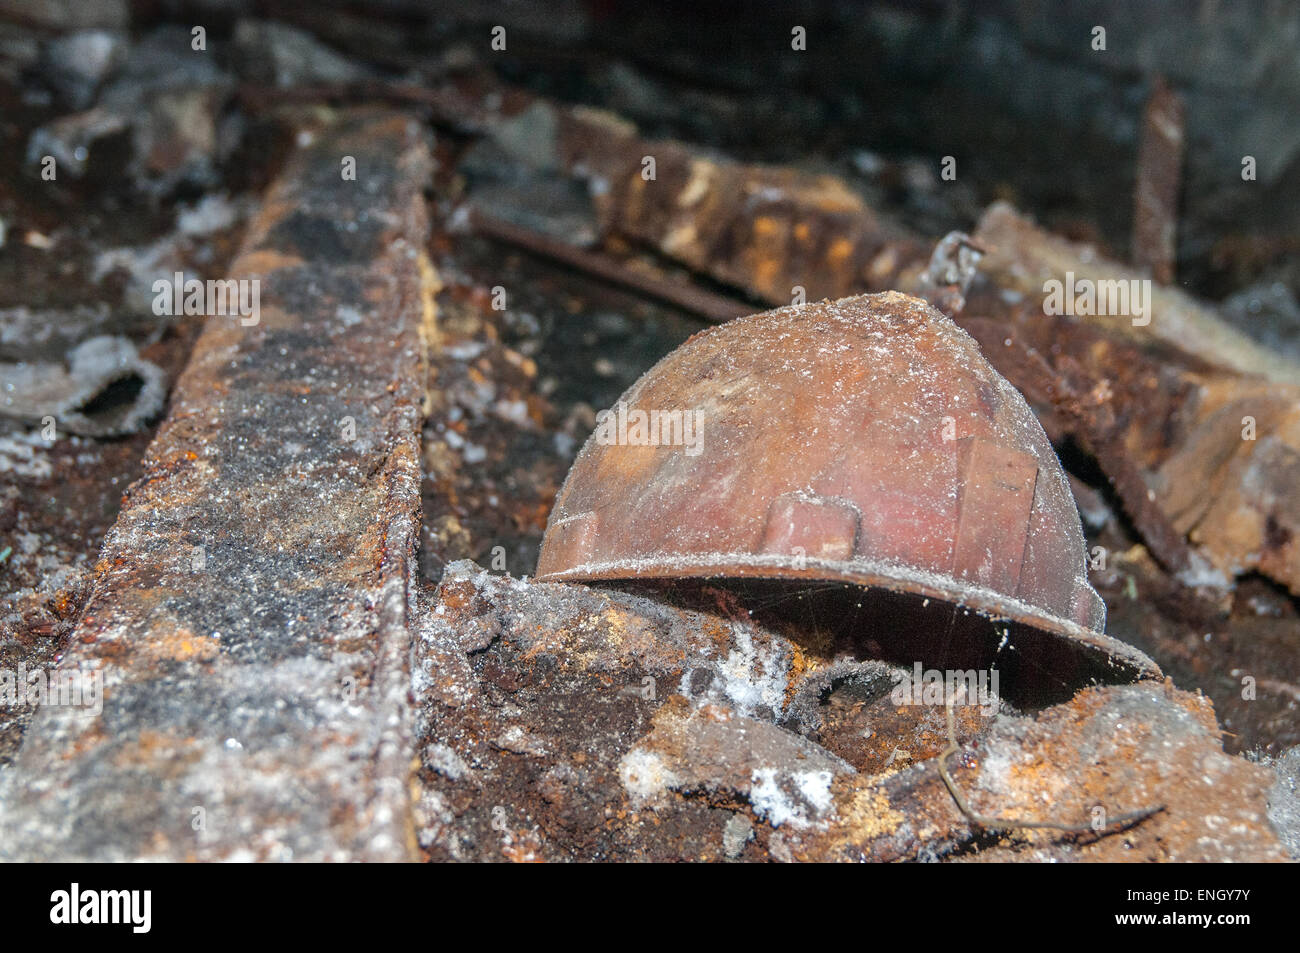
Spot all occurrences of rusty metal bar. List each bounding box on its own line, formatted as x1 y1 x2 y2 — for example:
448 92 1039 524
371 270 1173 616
1132 76 1185 286
0 110 434 861
469 209 752 323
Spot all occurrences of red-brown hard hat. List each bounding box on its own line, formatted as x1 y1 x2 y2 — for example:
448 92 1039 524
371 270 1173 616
537 292 1159 684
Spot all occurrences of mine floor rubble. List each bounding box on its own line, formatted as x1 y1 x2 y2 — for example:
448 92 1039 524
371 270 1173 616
0 2 1297 863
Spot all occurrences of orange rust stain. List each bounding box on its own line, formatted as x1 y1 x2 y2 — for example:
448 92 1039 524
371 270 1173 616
149 627 220 663
753 257 781 296
826 237 855 268
439 580 477 610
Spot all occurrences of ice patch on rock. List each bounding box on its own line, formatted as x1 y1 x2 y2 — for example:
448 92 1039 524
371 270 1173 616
749 767 835 828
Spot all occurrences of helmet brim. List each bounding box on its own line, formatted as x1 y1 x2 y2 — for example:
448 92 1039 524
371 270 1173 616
537 552 1161 684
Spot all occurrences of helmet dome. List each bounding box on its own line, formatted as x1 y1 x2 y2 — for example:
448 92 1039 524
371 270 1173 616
538 292 1158 684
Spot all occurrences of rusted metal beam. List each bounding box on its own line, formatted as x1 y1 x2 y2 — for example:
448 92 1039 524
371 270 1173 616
968 204 1300 593
557 113 929 305
0 110 434 861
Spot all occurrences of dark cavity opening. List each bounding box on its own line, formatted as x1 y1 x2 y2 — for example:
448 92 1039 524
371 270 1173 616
75 373 145 427
603 578 1141 711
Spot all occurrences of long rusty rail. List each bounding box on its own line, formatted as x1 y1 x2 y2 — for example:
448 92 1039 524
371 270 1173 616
0 111 434 861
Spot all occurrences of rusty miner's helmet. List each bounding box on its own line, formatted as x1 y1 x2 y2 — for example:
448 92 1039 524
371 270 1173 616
537 291 1160 688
